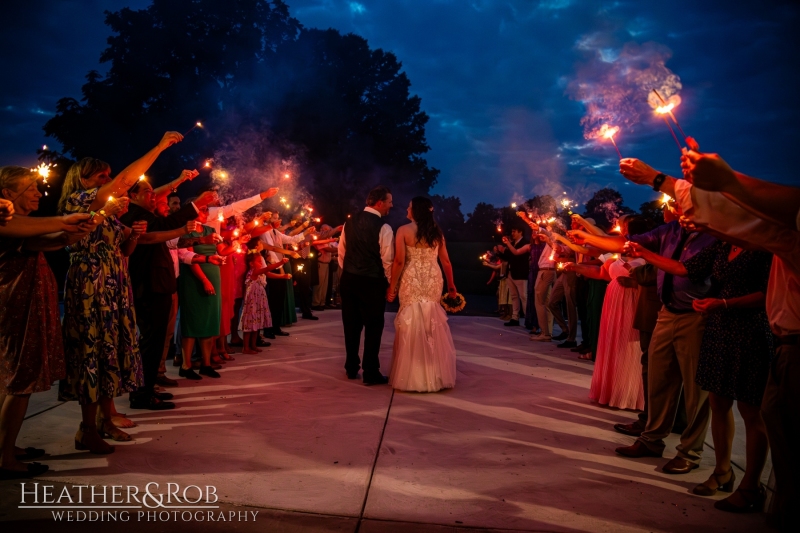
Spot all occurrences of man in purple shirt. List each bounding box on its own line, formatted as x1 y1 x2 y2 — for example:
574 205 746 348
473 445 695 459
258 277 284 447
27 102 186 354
568 219 717 474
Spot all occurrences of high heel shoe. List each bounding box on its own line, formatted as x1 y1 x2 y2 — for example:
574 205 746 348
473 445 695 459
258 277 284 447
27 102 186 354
714 485 766 513
692 468 735 496
97 415 133 442
75 423 115 454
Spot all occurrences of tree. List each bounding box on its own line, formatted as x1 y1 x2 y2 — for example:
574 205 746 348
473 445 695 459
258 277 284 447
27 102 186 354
639 200 666 231
430 194 466 242
464 202 500 241
43 0 438 223
582 188 634 230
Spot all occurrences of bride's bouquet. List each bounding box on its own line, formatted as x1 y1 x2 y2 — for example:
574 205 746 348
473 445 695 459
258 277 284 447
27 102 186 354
440 292 466 313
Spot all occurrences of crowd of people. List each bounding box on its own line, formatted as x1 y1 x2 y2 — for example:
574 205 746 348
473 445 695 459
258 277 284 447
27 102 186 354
0 129 797 530
481 140 798 528
0 131 344 472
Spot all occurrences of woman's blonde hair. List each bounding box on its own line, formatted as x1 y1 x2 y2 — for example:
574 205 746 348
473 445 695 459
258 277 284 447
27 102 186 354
57 157 111 214
0 166 36 200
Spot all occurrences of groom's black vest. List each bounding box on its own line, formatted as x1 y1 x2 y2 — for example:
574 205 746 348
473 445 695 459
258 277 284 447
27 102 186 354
343 210 385 279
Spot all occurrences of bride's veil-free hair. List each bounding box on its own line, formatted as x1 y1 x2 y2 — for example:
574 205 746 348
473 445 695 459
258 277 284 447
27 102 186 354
410 196 443 248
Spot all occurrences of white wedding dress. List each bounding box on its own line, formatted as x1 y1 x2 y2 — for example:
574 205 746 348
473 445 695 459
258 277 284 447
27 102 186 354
389 245 457 392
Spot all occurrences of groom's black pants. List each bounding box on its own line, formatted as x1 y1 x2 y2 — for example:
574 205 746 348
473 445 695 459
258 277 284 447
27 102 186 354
340 270 387 376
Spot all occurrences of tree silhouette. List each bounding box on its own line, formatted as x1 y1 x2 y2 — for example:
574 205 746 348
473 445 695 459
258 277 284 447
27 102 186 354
582 188 634 230
430 194 466 242
43 0 438 221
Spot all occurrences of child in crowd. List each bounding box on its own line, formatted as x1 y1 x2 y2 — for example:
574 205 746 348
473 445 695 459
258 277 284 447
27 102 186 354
239 243 290 354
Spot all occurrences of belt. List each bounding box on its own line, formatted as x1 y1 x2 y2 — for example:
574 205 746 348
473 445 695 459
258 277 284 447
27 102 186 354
664 305 695 315
539 267 555 271
777 334 799 346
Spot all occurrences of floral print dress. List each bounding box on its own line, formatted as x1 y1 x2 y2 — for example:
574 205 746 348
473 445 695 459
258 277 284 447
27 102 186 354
59 188 143 404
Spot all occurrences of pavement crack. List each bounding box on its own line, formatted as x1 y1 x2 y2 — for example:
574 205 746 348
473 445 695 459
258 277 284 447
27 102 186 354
355 388 395 533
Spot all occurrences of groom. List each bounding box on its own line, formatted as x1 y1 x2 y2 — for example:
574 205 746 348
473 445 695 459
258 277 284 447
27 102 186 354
338 186 394 384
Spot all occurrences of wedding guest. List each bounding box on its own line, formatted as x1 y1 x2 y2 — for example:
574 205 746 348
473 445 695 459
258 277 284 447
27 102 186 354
240 244 289 354
570 208 718 474
0 166 96 479
120 180 215 409
167 192 181 214
312 225 338 310
500 226 530 327
547 235 578 347
203 186 279 233
58 132 183 453
525 234 547 332
0 198 12 225
530 233 557 341
624 150 799 524
215 218 250 362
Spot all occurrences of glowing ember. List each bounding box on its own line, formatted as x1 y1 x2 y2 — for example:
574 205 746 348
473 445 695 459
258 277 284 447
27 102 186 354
548 250 555 261
561 198 571 208
254 220 259 226
527 213 533 219
233 229 239 237
218 212 224 222
42 145 48 151
300 211 305 217
33 163 51 181
547 217 556 224
284 173 290 179
108 196 114 202
312 235 318 240
219 171 227 179
612 224 622 233
138 175 146 181
307 207 314 212
511 202 517 208
600 124 622 159
314 217 321 223
557 262 564 271
204 160 212 168
496 225 502 232
656 103 675 115
297 264 304 272
661 192 672 206
280 197 287 204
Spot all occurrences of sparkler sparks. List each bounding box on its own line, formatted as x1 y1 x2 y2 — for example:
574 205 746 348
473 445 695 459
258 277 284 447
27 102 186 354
660 193 672 207
511 202 517 209
184 122 203 136
138 175 146 181
600 124 622 159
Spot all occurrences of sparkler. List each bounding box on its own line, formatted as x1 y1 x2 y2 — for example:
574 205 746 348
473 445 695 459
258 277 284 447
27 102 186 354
560 198 571 209
600 125 623 159
511 202 517 209
612 224 622 233
314 217 321 223
217 212 224 222
547 216 556 224
203 160 212 169
233 229 240 237
496 224 502 233
660 192 672 207
11 163 54 202
557 262 564 271
139 175 146 181
184 122 203 136
283 173 291 179
653 89 688 140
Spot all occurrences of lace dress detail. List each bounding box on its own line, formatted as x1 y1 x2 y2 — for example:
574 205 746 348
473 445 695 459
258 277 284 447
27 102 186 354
389 245 457 392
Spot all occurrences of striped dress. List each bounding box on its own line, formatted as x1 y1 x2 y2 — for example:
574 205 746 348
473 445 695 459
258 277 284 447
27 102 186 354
589 257 646 411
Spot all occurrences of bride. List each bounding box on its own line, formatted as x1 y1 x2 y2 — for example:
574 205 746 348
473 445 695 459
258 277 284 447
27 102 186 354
386 197 458 392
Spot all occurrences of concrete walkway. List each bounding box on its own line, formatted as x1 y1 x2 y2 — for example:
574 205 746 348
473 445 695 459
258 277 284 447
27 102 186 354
1 311 766 532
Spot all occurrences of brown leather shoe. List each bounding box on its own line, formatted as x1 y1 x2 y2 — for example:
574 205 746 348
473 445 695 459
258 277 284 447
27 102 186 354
615 440 662 458
662 456 700 474
156 374 178 387
614 422 644 437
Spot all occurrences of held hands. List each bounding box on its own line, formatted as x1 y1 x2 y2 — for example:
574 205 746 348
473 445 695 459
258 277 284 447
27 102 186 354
622 241 645 258
692 298 725 314
207 254 225 265
130 220 148 237
619 158 659 186
0 198 14 225
61 213 94 233
158 131 184 151
386 287 398 302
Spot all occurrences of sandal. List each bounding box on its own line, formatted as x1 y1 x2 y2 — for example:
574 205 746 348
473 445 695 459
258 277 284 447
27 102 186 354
578 353 593 360
219 352 235 361
714 485 766 513
75 423 115 454
693 468 735 496
98 415 133 442
111 414 137 428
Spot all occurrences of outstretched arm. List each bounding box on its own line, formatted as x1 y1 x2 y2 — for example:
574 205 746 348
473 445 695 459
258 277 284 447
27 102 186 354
624 241 687 276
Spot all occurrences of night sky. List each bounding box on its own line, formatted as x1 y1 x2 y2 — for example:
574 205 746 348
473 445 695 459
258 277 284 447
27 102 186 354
2 0 799 213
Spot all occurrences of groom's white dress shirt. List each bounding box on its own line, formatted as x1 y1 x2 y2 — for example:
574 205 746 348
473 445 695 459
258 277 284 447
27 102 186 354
338 206 394 281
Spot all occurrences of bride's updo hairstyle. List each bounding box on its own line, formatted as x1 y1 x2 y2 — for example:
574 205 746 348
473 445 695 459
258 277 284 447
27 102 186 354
411 196 443 247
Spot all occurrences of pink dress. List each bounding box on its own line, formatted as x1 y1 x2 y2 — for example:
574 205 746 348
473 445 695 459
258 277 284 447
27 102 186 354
219 256 235 336
589 257 645 411
239 256 272 332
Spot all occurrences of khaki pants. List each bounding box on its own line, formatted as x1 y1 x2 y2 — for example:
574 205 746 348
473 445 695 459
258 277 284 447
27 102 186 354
761 343 800 530
507 276 527 320
314 262 330 307
548 271 578 341
534 270 555 335
159 293 179 375
638 308 710 464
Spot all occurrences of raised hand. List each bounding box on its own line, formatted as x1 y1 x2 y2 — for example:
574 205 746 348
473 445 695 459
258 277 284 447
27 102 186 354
185 220 198 234
201 233 223 245
179 169 200 182
566 229 588 244
261 188 279 198
680 151 736 192
619 158 659 186
238 233 252 244
104 196 130 218
158 131 184 151
194 190 219 207
622 241 645 258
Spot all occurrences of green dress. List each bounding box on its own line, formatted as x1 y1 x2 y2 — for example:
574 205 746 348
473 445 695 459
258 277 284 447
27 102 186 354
178 225 221 338
59 188 142 404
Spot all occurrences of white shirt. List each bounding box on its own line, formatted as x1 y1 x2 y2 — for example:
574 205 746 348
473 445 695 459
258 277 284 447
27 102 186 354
166 237 180 277
337 206 394 281
207 193 263 234
674 179 800 335
538 244 555 269
258 226 306 265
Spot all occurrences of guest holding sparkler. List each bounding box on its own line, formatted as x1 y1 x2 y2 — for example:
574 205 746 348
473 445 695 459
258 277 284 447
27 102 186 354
0 198 12 225
569 202 718 475
525 233 547 333
240 242 289 354
0 166 98 479
58 131 184 453
499 226 530 327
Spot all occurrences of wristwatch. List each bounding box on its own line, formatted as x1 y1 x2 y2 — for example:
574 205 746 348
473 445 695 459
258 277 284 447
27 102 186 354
652 173 666 192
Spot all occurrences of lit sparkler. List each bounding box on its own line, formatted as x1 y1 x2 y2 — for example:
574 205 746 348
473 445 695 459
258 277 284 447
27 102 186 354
511 202 517 209
139 174 146 181
547 216 556 224
283 173 291 179
496 224 502 233
184 122 203 136
217 212 224 222
660 192 672 207
653 89 688 141
600 125 622 159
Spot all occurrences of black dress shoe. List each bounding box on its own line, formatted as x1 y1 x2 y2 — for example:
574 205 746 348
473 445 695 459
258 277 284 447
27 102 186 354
302 314 319 320
552 331 569 341
131 395 175 410
15 447 46 461
263 332 276 339
557 341 578 348
363 373 389 385
503 319 520 327
311 306 325 311
199 366 221 378
615 440 663 458
274 330 290 336
155 392 174 401
256 338 272 347
347 372 360 380
614 422 644 437
0 462 49 480
178 367 202 380
570 343 587 352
